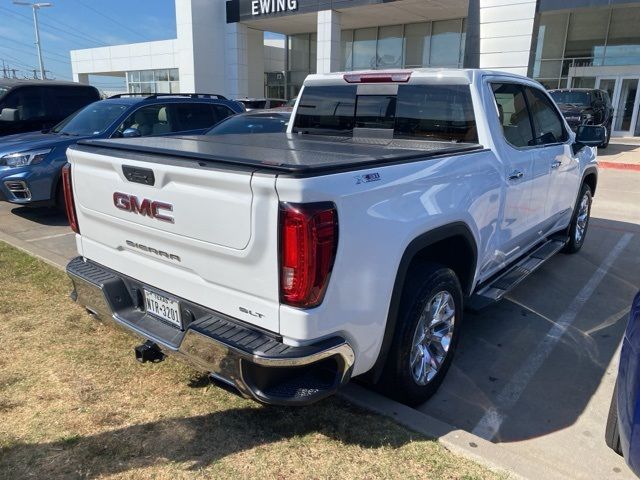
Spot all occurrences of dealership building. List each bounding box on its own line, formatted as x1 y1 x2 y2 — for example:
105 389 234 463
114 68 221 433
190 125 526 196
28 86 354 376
71 0 640 136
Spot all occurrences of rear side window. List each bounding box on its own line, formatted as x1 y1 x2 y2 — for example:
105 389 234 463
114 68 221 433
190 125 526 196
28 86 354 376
51 86 99 118
172 103 233 131
491 83 534 148
524 87 568 145
294 84 478 142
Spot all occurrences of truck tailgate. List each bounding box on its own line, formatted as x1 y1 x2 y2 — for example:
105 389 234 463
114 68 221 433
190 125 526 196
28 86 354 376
66 144 281 333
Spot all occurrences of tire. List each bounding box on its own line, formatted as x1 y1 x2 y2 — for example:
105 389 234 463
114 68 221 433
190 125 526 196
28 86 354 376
601 124 611 148
605 383 623 455
562 183 592 254
377 263 463 406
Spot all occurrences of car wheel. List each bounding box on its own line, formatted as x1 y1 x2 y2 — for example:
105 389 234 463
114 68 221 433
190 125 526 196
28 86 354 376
377 263 463 406
606 383 623 455
562 183 592 254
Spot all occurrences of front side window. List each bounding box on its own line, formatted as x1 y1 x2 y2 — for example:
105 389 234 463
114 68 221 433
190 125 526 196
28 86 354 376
524 87 568 145
115 104 173 137
2 87 47 121
491 83 535 148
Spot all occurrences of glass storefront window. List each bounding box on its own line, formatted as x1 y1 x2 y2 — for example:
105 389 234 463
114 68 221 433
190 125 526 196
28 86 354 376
126 69 180 94
605 7 640 66
404 23 430 68
431 19 463 67
342 30 354 71
564 10 607 62
353 28 377 70
377 25 404 69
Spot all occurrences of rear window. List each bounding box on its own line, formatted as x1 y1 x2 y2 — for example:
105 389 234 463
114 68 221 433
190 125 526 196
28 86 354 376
293 84 478 142
241 100 267 109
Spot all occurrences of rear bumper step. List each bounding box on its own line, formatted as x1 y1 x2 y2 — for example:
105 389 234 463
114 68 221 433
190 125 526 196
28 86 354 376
66 256 354 405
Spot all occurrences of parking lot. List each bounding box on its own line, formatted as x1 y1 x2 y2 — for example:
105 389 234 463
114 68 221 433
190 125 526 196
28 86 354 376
1 143 639 479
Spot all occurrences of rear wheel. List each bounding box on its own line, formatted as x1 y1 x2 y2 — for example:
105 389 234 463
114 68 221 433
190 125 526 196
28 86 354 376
562 183 592 254
605 383 623 455
377 263 463 406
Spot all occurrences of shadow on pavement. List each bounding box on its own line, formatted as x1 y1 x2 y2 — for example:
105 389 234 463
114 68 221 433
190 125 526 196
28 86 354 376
10 206 69 227
420 217 640 443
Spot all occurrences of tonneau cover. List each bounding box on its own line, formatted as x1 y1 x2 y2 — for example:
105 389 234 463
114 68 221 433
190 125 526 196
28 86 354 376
75 133 482 174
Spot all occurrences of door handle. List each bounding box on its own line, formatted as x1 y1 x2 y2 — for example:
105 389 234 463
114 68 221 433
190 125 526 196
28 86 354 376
508 170 524 180
551 160 562 169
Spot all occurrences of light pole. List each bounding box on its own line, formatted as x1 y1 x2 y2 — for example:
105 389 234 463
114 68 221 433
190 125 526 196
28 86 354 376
13 1 53 80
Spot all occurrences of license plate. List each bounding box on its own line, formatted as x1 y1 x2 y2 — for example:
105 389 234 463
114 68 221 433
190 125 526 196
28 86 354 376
144 289 182 328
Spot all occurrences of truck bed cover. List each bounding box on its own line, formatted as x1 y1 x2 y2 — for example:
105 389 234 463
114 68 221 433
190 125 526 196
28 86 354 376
75 133 483 175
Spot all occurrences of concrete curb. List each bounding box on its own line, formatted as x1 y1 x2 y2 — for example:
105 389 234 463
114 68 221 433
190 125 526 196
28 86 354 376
339 383 570 480
598 161 640 172
0 230 68 271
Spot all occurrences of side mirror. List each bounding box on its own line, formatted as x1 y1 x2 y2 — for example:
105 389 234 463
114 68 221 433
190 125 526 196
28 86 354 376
122 127 141 138
0 108 19 122
575 124 606 147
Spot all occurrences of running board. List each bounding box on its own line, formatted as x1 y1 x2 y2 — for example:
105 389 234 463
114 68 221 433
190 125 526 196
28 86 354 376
469 236 567 310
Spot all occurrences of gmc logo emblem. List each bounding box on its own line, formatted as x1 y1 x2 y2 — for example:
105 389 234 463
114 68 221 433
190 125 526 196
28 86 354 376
113 192 174 223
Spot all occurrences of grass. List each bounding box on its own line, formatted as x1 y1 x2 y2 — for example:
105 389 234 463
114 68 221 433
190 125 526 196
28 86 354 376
0 241 502 480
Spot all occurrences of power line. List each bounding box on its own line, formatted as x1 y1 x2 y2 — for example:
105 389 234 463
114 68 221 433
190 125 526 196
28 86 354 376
71 0 147 41
0 6 107 48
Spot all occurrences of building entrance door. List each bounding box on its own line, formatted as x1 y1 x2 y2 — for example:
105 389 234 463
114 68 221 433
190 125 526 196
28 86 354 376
596 76 640 137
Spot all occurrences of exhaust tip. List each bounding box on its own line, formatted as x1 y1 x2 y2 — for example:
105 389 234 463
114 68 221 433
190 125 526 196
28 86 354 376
134 341 165 363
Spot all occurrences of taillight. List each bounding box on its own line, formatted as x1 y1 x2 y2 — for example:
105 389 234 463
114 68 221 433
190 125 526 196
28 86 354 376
343 71 412 83
279 202 338 308
61 163 79 234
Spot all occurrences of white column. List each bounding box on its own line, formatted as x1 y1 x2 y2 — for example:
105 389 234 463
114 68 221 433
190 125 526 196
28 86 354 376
246 28 265 98
73 73 89 84
175 0 228 95
316 10 341 74
225 23 250 99
478 0 537 76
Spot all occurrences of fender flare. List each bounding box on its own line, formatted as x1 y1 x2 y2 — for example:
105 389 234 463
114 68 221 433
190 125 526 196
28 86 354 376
365 222 478 382
581 165 598 196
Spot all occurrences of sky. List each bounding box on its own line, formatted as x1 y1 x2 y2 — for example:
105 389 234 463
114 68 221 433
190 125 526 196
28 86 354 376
0 0 178 90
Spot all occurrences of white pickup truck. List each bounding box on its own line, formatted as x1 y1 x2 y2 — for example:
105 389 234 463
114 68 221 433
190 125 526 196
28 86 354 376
64 69 604 406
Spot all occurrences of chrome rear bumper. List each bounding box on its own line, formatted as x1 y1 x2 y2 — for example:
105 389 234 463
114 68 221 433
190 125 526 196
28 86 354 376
67 256 354 405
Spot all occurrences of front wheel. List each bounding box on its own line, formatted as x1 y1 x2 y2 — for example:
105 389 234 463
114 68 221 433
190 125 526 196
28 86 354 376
377 263 463 406
562 184 592 254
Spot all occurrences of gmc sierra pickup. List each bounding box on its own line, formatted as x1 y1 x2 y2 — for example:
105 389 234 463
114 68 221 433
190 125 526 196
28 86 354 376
63 69 604 406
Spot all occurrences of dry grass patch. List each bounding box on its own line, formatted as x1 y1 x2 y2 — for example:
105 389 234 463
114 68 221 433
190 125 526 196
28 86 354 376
0 241 502 479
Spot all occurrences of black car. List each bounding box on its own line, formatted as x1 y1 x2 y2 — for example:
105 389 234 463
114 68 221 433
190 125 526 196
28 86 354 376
548 88 613 147
0 79 100 137
205 109 291 135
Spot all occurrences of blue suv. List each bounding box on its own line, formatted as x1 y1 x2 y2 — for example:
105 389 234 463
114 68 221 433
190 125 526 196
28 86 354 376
0 93 244 207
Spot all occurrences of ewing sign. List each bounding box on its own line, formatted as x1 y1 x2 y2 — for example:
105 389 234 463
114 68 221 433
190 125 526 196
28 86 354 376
251 0 298 15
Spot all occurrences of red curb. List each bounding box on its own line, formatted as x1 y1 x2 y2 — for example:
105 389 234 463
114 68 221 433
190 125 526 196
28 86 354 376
598 161 640 172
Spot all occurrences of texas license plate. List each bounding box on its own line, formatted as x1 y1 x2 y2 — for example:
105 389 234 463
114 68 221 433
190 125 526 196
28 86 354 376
144 289 182 328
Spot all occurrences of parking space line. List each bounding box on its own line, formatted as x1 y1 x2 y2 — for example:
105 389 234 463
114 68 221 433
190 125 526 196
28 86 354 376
471 233 634 441
25 232 74 243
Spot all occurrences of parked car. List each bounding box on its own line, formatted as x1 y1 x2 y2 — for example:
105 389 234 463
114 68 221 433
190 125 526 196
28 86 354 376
63 69 603 406
548 88 613 147
0 79 100 137
0 93 243 207
606 291 640 476
235 98 287 111
206 109 291 135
